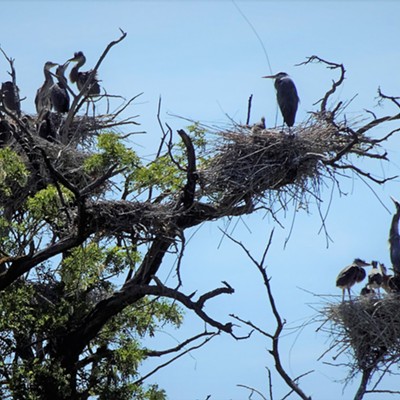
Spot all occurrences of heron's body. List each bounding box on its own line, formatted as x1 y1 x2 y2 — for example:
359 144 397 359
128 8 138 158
1 81 20 115
368 261 383 296
336 258 370 301
35 61 57 115
263 72 299 128
380 263 400 294
51 63 70 113
69 51 100 96
360 285 375 297
389 197 400 274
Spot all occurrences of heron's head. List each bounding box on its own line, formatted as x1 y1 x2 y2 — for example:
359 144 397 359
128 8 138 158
68 51 85 63
371 260 379 269
262 72 289 80
44 61 58 71
379 262 388 275
353 258 370 267
56 61 70 77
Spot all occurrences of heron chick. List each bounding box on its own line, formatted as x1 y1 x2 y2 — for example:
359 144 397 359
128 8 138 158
262 72 299 129
336 258 370 302
68 51 100 96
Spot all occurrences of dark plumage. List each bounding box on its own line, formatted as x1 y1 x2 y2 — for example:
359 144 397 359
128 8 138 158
368 260 383 296
389 197 400 274
336 258 370 301
360 285 375 296
1 81 20 115
35 61 57 115
50 62 70 113
68 51 100 96
380 263 400 294
262 72 299 128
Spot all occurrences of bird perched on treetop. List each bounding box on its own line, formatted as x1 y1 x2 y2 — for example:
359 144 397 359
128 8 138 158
50 62 70 113
1 81 20 116
262 72 299 129
68 51 100 96
336 258 370 302
389 197 400 275
35 61 58 116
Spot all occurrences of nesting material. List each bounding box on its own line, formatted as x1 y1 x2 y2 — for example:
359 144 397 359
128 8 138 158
324 295 400 373
200 121 360 209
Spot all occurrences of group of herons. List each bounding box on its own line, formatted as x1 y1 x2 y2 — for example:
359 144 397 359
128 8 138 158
0 51 100 122
34 51 100 117
336 198 400 301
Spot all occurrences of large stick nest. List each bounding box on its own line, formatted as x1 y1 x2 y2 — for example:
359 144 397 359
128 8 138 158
199 120 376 210
322 295 400 375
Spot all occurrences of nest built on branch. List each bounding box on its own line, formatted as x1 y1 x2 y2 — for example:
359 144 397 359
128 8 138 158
200 116 388 213
322 295 400 378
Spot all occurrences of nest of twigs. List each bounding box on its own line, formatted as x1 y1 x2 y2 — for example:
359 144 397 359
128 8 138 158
200 120 358 209
324 295 400 373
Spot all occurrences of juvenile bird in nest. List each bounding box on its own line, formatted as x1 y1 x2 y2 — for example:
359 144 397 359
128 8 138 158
35 61 58 116
380 262 400 294
368 261 384 297
336 258 370 302
262 72 299 130
68 51 101 96
360 285 375 297
50 62 70 113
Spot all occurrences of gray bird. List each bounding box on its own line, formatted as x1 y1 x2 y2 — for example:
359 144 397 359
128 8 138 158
50 62 70 113
336 258 370 302
389 197 400 275
380 262 400 294
68 51 100 96
1 81 20 115
262 72 299 128
35 61 58 115
368 261 383 296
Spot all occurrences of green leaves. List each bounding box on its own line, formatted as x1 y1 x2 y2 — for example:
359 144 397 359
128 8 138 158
0 148 28 197
84 132 140 174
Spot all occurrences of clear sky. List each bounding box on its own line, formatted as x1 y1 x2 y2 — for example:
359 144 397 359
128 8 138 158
2 1 400 399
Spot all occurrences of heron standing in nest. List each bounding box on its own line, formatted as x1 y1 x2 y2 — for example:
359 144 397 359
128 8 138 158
262 72 299 130
380 262 400 293
368 261 384 297
50 62 70 113
35 61 58 115
1 81 20 116
68 51 100 96
336 258 370 302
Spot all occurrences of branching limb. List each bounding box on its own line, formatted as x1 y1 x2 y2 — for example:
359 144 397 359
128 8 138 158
224 230 312 400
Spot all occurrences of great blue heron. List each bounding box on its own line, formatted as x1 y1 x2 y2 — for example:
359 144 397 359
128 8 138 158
389 197 400 274
368 261 383 296
360 285 375 296
262 72 299 128
336 258 370 302
380 262 400 294
50 62 70 113
35 61 57 115
1 81 20 115
68 51 100 96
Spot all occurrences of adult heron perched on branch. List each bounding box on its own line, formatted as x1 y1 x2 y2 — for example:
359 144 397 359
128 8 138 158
68 51 100 96
336 258 370 302
35 61 57 115
389 197 400 275
262 72 299 128
50 62 70 113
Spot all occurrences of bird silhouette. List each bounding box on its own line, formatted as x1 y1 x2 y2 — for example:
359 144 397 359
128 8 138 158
68 51 100 96
262 72 299 129
336 258 370 302
50 62 70 113
35 61 57 115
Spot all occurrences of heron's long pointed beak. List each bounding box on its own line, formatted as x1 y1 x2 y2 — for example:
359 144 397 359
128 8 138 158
262 75 275 79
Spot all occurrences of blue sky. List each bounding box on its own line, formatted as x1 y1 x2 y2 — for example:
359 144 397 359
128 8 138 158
3 1 400 399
